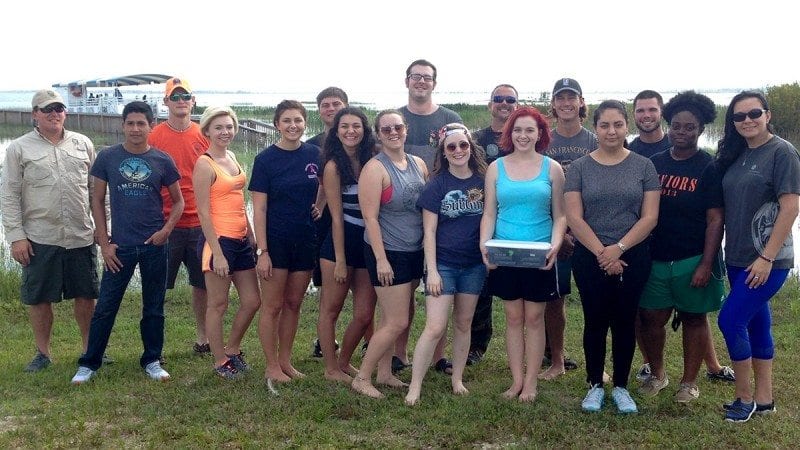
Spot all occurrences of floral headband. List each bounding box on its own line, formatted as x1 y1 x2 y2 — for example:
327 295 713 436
429 123 470 148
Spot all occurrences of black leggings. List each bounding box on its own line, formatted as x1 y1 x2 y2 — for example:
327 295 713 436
572 241 651 388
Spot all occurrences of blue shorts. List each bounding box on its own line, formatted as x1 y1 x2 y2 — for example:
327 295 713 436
319 221 366 269
198 236 256 273
268 235 317 272
425 261 487 295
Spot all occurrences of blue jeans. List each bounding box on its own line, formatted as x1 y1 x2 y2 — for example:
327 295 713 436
79 244 168 370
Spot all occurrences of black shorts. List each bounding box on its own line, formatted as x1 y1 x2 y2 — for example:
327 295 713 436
488 265 560 302
319 221 366 269
21 242 99 305
364 244 423 287
167 226 205 289
198 235 256 273
268 235 316 272
311 207 331 287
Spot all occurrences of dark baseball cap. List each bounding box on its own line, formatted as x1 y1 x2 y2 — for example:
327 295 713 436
552 78 582 96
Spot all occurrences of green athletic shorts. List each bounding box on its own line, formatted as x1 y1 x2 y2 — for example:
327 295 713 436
639 254 725 313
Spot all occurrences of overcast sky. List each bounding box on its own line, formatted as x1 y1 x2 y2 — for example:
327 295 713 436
3 0 796 100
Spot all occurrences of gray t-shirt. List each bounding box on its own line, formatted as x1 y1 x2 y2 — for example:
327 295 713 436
722 136 800 269
564 152 660 246
400 105 462 172
543 127 598 173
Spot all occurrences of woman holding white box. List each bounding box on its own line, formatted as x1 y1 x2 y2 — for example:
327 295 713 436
479 107 566 402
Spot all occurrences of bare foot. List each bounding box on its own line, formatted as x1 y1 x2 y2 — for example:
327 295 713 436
539 366 566 381
502 384 522 399
603 371 612 383
519 386 538 403
405 390 420 406
452 381 469 396
352 376 384 399
265 367 291 383
376 375 408 388
324 369 353 383
282 365 306 379
340 364 358 378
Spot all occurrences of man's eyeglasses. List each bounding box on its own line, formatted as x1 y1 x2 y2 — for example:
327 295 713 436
169 93 193 102
40 104 65 114
732 108 768 122
379 124 406 135
407 74 434 83
492 95 517 104
446 141 470 152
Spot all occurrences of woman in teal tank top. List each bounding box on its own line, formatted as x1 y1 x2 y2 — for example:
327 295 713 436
479 107 567 402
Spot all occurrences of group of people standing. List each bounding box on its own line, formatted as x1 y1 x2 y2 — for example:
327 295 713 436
2 61 798 423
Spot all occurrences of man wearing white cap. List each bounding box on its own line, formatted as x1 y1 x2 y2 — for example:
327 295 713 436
1 90 98 372
148 77 211 356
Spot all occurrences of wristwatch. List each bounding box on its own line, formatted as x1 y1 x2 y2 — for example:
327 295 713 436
617 242 627 253
256 248 268 256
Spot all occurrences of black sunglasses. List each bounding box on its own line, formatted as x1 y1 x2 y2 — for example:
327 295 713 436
169 93 193 102
492 95 517 104
732 108 767 122
40 104 66 113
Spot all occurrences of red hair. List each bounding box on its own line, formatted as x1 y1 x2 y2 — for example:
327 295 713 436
498 107 551 153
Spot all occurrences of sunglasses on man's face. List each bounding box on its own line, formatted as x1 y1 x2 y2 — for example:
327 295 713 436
732 108 767 122
169 93 193 102
40 104 65 114
492 95 517 104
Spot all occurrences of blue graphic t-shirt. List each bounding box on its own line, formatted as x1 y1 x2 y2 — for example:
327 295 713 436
417 170 484 266
90 144 180 246
248 142 321 241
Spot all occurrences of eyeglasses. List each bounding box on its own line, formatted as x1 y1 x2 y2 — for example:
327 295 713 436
732 108 768 122
407 74 434 82
492 95 517 104
446 141 470 152
40 104 65 114
169 93 193 102
379 124 406 135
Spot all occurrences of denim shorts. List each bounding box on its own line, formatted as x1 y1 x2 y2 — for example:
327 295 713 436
425 261 487 295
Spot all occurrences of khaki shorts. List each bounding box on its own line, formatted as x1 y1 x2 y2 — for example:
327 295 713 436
639 254 725 314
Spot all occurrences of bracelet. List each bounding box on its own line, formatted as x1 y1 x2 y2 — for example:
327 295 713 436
759 254 775 263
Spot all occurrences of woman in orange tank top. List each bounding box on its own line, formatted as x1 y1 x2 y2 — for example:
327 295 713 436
193 106 261 380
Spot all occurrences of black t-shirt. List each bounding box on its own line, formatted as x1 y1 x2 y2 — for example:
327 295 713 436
474 127 504 163
630 135 671 159
650 150 723 261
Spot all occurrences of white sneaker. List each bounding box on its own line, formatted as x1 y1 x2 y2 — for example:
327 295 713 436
144 360 170 381
71 366 95 384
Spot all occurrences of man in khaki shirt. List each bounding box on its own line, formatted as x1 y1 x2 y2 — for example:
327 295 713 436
1 89 99 372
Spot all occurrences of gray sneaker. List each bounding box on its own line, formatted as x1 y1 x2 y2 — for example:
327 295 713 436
25 351 51 373
71 366 95 384
638 375 669 396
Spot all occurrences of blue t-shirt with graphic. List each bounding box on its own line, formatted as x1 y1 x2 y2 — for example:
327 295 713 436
417 170 484 266
90 144 180 246
248 142 321 241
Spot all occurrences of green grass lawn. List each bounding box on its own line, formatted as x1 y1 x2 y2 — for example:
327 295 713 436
1 271 798 448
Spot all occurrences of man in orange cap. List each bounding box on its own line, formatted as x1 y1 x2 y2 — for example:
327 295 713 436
148 77 211 355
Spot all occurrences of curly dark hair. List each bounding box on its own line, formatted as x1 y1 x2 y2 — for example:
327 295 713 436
662 90 716 125
322 107 376 187
715 90 773 173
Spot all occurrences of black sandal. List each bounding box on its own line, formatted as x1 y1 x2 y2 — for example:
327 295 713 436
434 358 453 375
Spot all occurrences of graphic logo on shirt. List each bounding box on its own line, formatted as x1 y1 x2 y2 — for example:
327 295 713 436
485 144 499 158
659 173 698 197
305 163 319 179
119 157 152 182
440 188 484 218
751 201 793 260
404 181 425 210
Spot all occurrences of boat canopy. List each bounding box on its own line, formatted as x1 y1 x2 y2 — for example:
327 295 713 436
52 73 174 88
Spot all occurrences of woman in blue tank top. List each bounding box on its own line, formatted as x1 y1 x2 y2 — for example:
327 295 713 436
479 107 567 402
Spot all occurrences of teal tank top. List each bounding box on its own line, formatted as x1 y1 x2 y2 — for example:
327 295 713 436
494 156 553 242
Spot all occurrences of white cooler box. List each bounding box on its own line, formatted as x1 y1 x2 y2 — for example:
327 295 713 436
485 239 552 269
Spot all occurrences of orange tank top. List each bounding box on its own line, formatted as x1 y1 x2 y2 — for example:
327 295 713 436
205 153 248 239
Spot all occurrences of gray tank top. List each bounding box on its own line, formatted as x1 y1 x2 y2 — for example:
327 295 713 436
365 152 425 252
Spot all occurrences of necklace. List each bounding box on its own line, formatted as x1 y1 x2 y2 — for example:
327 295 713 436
741 149 753 167
166 121 190 133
